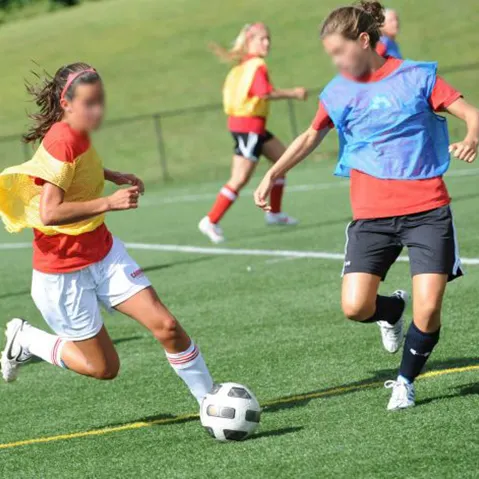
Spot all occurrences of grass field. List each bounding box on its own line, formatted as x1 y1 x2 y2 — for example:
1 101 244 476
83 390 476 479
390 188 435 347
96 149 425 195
1 161 479 478
1 0 479 477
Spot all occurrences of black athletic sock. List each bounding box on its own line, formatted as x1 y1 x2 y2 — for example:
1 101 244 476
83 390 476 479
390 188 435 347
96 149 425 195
398 322 440 383
361 294 405 324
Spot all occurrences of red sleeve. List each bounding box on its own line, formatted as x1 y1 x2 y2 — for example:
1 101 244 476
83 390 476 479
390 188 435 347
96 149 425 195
429 76 462 112
311 101 334 130
375 41 387 57
42 138 76 164
248 65 273 98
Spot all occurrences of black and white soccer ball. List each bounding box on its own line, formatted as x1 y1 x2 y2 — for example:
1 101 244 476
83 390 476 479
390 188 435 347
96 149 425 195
200 382 261 441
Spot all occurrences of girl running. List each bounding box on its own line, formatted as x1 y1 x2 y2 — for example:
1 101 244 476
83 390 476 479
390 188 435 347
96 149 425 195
199 23 308 244
376 8 402 58
0 63 213 406
254 2 479 410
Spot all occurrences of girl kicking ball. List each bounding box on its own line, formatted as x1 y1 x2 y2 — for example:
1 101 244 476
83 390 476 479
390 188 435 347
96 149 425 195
254 2 479 410
0 63 213 406
199 22 307 244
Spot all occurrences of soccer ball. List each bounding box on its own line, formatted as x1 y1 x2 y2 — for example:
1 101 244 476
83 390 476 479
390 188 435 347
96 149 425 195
200 382 261 441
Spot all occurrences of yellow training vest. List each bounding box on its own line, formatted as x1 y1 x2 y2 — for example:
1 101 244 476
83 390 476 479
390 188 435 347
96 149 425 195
223 57 269 117
0 141 105 235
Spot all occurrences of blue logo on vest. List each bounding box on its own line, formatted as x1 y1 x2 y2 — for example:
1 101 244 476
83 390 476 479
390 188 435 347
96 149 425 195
370 95 392 110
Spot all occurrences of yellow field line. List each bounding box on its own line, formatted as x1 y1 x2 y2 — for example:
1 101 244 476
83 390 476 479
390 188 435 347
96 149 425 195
1 364 478 451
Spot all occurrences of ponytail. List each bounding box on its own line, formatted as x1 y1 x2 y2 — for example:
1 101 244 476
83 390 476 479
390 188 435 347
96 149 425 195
320 1 385 48
23 62 101 144
210 23 268 63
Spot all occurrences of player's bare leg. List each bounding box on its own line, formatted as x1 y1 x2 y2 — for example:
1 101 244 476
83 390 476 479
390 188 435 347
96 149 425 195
1 322 119 381
115 286 213 403
199 154 257 243
342 272 407 353
262 137 298 225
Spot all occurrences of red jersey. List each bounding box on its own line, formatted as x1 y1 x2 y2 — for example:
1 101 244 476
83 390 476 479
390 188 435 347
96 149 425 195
227 55 273 135
33 123 113 273
311 57 462 220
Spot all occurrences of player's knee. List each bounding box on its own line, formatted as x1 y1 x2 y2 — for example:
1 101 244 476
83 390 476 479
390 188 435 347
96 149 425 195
342 299 375 322
415 299 442 323
151 315 181 343
229 174 249 190
88 358 120 380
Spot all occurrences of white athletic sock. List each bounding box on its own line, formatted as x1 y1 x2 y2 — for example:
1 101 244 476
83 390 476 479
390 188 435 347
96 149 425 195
166 341 213 404
20 324 67 368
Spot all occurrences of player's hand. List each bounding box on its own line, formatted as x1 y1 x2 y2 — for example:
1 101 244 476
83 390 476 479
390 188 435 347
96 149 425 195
294 87 308 101
107 186 140 211
254 174 274 211
110 172 145 194
449 139 477 163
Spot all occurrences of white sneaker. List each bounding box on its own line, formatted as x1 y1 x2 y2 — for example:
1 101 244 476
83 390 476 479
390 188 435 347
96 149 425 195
1 318 32 382
265 212 298 226
377 290 408 353
198 216 225 244
385 378 416 411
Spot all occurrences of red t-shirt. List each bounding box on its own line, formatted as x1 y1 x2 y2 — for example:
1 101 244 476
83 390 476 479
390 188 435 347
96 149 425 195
227 55 274 135
33 122 113 273
311 57 462 219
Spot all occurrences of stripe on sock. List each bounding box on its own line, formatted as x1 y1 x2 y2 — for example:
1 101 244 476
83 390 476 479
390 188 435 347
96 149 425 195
273 178 286 186
51 338 62 367
220 186 238 201
167 345 200 366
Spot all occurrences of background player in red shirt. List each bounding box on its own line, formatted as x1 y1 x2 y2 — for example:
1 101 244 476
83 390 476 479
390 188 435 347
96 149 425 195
254 1 479 410
198 23 307 244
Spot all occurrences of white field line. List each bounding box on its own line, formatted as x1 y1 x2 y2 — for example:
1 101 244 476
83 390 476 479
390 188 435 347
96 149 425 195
1 241 479 265
140 167 479 207
127 243 479 265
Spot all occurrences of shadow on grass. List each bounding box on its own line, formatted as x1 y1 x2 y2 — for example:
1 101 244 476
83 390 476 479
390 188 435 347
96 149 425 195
264 356 479 413
95 356 478 435
416 382 479 407
249 426 304 440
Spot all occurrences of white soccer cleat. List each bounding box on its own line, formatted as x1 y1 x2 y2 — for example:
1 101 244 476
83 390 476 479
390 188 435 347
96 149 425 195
198 216 225 244
1 318 32 382
265 212 299 226
377 290 408 353
385 379 416 411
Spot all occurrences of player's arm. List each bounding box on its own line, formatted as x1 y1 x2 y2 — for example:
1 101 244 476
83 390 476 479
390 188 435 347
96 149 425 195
265 87 308 101
40 182 140 226
254 126 330 210
104 168 145 193
446 98 479 163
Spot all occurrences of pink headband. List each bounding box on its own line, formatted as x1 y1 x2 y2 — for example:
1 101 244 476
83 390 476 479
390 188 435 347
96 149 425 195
60 68 97 101
246 22 267 39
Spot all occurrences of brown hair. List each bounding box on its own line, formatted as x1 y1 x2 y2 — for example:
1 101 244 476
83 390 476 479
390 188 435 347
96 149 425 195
23 62 101 144
320 1 385 48
210 23 268 64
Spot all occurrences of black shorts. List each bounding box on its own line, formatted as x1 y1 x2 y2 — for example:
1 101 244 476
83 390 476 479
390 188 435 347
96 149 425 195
231 130 274 161
342 205 463 282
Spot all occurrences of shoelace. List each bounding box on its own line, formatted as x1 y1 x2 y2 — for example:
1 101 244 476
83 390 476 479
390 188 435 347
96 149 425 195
384 380 398 389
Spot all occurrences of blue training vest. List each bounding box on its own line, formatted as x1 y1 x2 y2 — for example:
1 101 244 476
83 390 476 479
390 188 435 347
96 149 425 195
320 60 450 180
380 35 402 59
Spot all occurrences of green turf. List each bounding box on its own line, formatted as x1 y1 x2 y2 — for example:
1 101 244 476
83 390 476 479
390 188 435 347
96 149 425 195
1 162 479 478
1 0 479 477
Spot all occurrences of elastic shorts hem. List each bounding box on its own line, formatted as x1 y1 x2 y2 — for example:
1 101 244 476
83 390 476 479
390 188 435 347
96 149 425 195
107 282 152 310
58 323 104 342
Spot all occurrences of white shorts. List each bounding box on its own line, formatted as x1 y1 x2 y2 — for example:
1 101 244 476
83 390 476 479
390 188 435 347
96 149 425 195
31 238 151 341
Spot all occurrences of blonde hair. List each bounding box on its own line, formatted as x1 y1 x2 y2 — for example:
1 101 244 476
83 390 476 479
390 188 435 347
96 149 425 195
320 1 385 48
210 23 268 63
